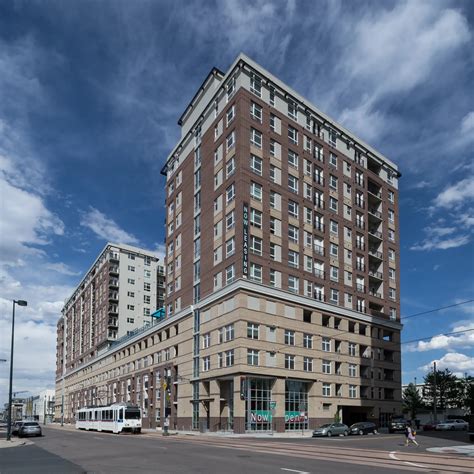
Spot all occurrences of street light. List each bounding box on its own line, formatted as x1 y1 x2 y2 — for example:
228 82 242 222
6 299 27 442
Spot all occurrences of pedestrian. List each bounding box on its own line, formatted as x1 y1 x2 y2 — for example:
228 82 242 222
405 423 418 447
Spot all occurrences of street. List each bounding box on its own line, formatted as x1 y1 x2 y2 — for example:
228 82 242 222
1 426 473 473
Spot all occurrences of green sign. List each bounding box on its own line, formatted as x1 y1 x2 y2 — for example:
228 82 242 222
270 401 277 410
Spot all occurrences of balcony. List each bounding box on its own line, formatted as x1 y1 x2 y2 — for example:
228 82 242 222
370 309 385 318
368 270 383 280
368 249 383 260
108 252 119 262
108 318 118 327
368 208 382 219
109 266 119 275
368 229 383 240
367 188 382 200
369 289 383 299
108 306 118 314
314 270 325 280
109 279 119 288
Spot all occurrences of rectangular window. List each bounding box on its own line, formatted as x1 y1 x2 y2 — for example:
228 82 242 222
250 155 263 175
250 208 262 228
247 323 259 340
329 197 338 212
288 150 298 169
349 385 357 398
303 333 313 349
226 183 235 204
288 225 299 244
250 182 263 201
330 243 338 257
250 235 263 255
250 263 263 282
226 105 235 125
250 73 262 97
226 237 235 257
226 131 235 151
288 100 298 121
322 383 331 397
288 275 299 293
226 265 235 284
322 360 332 374
226 157 236 177
288 175 299 194
285 354 295 370
288 250 299 268
288 200 299 219
303 357 313 372
322 337 331 352
288 126 298 145
329 152 337 167
250 102 263 122
247 349 259 366
226 210 235 230
250 128 262 148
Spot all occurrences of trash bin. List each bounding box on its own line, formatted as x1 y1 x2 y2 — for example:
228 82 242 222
199 420 208 433
163 417 170 436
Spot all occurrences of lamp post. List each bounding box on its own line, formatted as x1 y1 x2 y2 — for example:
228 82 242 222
6 299 27 442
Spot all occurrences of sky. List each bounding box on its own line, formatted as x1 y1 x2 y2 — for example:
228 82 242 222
0 0 473 405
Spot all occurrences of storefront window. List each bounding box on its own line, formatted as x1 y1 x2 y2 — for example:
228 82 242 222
246 378 273 431
285 380 309 431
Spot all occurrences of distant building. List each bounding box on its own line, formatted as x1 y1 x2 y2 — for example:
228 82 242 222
24 390 55 423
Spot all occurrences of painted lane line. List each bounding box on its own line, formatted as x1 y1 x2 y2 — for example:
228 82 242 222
280 469 309 474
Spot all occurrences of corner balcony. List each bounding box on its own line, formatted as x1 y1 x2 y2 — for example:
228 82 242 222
109 279 119 288
368 270 383 281
368 229 383 241
368 249 383 260
109 266 119 276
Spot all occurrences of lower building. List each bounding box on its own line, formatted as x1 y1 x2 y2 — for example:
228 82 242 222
24 390 55 424
56 281 401 432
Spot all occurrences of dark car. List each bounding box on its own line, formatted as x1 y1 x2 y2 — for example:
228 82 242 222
349 422 378 435
389 418 408 433
18 421 42 437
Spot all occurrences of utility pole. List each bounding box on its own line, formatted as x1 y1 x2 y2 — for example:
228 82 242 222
433 362 437 423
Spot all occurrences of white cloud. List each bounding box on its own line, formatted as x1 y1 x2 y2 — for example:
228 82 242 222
43 262 80 276
419 352 474 376
80 207 139 245
153 242 166 264
410 234 470 251
0 170 64 266
435 177 474 209
460 111 474 142
407 321 474 352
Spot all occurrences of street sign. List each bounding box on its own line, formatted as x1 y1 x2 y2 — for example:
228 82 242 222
270 401 277 410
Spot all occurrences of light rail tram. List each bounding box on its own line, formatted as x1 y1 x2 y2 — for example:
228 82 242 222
75 403 141 434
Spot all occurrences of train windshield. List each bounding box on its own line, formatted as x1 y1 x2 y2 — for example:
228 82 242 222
125 409 141 420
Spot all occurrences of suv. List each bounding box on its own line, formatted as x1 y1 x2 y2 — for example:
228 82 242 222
389 417 408 433
18 421 42 438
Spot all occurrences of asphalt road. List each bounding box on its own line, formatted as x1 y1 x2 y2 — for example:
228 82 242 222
0 426 472 474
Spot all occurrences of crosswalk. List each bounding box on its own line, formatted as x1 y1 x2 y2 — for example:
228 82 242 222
152 436 474 473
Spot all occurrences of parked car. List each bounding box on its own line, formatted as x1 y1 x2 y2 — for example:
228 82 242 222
389 418 408 433
349 422 378 435
18 421 42 438
435 419 468 431
422 421 441 431
312 423 349 437
11 421 25 436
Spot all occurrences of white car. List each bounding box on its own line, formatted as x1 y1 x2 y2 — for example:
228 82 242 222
435 419 468 431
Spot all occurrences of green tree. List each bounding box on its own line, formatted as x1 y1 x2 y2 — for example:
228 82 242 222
423 369 458 410
454 376 474 413
403 383 424 419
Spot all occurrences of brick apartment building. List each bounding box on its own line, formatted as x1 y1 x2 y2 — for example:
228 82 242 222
55 54 401 433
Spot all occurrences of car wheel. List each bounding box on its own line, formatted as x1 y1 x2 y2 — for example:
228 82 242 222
358 429 364 435
450 426 455 431
344 430 348 436
327 431 332 437
373 429 378 435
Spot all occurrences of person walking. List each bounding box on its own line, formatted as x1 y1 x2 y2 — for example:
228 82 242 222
405 423 419 446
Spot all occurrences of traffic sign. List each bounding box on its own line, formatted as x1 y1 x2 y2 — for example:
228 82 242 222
270 401 277 409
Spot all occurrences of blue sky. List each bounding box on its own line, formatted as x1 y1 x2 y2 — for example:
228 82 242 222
0 0 473 404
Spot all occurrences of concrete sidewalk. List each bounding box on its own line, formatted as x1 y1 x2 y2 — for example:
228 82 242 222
0 438 32 449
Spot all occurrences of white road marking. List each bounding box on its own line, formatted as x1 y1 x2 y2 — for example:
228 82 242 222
281 469 309 474
389 450 428 469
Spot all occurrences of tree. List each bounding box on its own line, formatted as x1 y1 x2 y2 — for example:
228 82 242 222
423 369 458 410
403 383 424 419
454 376 474 413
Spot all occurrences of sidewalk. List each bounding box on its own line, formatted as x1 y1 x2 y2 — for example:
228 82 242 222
0 438 32 449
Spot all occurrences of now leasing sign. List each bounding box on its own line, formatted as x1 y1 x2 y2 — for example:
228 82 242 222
242 203 249 277
250 410 272 423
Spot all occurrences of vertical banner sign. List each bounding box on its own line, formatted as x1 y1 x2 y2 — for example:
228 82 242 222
242 202 249 277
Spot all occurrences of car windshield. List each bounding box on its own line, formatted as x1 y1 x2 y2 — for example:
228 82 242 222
319 424 330 428
23 422 39 426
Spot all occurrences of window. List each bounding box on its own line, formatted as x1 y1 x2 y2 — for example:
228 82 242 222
194 215 201 235
288 200 299 218
349 385 357 398
250 102 262 122
330 243 338 257
388 209 395 224
389 287 396 300
329 197 338 212
250 128 262 148
247 323 259 340
303 357 313 372
322 383 331 397
330 288 339 304
329 152 337 168
226 157 236 177
250 208 262 228
127 317 135 323
144 295 151 304
389 249 395 261
224 324 234 341
226 76 236 101
349 364 357 377
288 225 299 244
330 266 339 282
328 129 337 147
128 278 135 285
270 242 281 261
388 190 395 203
250 263 262 282
322 360 332 374
288 150 298 169
250 155 263 175
269 85 275 105
250 235 263 255
202 333 211 349
285 354 295 370
348 343 357 356
225 264 235 284
270 217 281 236
322 337 331 352
285 329 295 346
288 126 298 145
250 182 262 201
288 174 299 194
389 268 395 280
226 349 235 367
250 73 262 96
330 220 338 235
127 304 135 310
270 191 281 210
127 291 135 297
329 175 338 189
390 308 397 320
288 100 298 120
226 237 235 257
270 164 281 184
226 105 235 125
288 275 299 293
287 250 299 269
388 229 395 242
202 356 210 372
128 265 135 272
247 349 259 366
226 183 235 203
226 211 235 230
